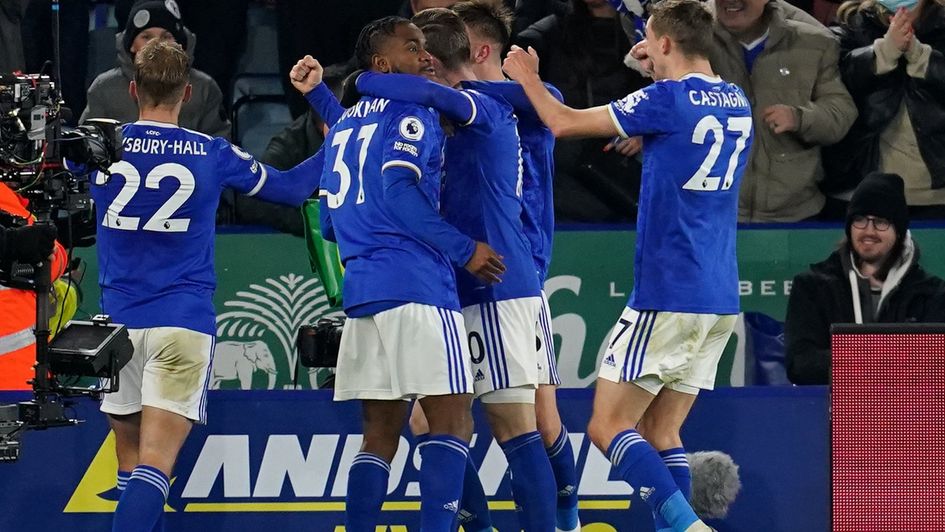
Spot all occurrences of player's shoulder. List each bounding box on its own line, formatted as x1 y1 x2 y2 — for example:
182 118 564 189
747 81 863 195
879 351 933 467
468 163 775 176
464 87 512 112
612 81 674 116
384 101 440 142
385 99 438 125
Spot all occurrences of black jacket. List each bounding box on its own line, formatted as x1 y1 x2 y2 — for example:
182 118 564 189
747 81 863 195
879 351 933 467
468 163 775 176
785 237 945 385
824 6 945 193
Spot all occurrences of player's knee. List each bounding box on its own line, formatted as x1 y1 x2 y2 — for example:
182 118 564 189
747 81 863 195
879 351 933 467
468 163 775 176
408 407 430 437
535 405 562 447
587 416 618 455
637 416 682 451
482 388 538 442
422 396 474 441
360 432 401 463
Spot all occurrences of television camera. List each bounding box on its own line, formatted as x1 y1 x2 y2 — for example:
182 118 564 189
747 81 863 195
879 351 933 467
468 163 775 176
0 72 130 462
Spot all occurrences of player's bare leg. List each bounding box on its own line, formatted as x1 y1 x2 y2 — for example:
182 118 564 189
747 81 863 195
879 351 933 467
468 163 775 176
637 388 698 452
138 407 192 476
111 407 192 531
587 378 655 451
588 379 710 532
360 400 409 462
108 412 141 475
483 401 536 443
535 384 562 447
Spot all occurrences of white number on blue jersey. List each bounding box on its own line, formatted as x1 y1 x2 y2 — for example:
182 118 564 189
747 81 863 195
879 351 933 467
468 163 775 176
326 124 379 208
682 116 752 192
96 161 195 232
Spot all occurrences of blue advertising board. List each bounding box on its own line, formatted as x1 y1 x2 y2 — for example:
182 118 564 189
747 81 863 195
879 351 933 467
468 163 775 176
0 387 828 531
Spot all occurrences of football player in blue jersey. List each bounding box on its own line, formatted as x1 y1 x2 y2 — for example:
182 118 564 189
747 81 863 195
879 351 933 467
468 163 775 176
82 40 324 532
504 1 753 531
454 2 581 529
292 16 507 531
361 2 581 530
349 9 560 531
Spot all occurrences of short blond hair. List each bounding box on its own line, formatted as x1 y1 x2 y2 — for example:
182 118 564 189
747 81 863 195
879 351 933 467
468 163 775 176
133 39 189 107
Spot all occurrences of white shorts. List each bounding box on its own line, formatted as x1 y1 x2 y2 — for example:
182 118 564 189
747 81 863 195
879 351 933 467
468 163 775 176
464 297 542 398
598 307 737 395
101 327 215 424
333 303 473 401
536 290 560 386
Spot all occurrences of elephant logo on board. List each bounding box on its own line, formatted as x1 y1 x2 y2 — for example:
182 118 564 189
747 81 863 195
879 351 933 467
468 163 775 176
215 273 343 389
210 341 278 390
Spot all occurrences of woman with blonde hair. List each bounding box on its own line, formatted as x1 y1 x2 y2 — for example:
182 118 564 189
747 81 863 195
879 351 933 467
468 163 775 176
823 0 945 219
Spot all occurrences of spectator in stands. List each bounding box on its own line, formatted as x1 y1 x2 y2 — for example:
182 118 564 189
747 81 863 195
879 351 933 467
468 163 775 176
709 0 858 222
81 0 230 138
823 0 945 220
785 172 945 385
516 0 649 222
513 0 571 36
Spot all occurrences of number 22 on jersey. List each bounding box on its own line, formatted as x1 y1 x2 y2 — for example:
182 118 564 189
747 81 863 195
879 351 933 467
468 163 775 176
95 161 195 232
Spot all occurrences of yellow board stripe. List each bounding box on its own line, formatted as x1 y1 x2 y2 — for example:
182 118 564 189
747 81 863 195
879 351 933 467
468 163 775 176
184 500 630 513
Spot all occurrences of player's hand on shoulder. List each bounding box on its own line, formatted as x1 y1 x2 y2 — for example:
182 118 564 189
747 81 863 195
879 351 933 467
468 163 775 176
502 45 540 83
464 241 506 285
290 55 324 95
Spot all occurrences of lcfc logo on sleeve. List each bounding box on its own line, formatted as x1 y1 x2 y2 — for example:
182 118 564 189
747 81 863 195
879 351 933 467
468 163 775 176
615 89 648 114
399 117 424 141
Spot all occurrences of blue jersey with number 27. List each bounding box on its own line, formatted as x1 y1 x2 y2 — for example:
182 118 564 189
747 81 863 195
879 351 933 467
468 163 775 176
608 74 753 314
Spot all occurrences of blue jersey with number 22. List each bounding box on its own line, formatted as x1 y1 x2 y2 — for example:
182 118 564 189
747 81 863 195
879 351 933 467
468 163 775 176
90 121 319 335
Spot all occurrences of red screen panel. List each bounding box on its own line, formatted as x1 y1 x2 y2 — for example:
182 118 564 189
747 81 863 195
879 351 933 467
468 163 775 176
832 327 945 531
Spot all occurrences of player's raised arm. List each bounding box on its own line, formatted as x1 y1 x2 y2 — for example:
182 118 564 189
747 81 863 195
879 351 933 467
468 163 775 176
291 55 345 126
461 80 564 123
356 71 478 126
215 139 322 208
502 45 618 139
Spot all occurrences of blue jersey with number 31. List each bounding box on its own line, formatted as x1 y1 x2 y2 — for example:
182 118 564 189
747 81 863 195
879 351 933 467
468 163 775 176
90 121 285 335
319 98 464 314
608 74 753 314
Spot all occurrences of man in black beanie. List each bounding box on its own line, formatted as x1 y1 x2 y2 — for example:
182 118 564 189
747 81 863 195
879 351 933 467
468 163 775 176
785 172 945 385
80 0 230 138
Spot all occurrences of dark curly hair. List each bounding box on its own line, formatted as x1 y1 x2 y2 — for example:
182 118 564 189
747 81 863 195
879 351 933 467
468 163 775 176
354 16 411 70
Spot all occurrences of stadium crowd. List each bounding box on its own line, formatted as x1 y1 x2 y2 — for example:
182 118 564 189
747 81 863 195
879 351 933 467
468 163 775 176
2 0 943 224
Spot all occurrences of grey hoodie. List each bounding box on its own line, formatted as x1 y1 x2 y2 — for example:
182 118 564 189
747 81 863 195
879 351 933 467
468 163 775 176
80 28 230 139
